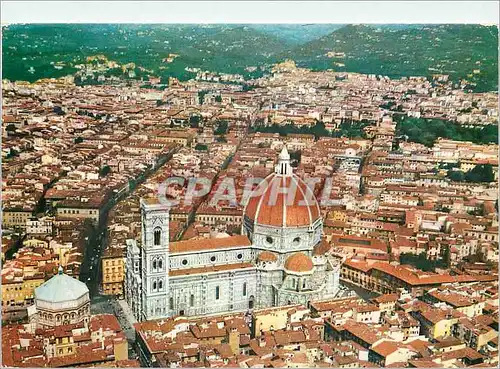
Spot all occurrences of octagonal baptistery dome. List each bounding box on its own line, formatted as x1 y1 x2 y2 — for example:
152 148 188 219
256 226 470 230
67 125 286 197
34 266 90 328
243 146 323 252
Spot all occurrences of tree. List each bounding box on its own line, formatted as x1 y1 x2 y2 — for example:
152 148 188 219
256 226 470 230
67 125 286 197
289 150 301 165
447 169 465 182
215 95 222 103
399 252 446 272
198 90 209 104
189 115 201 128
53 106 65 116
465 164 494 183
215 120 229 135
195 144 208 151
99 165 111 177
395 116 498 147
6 124 16 132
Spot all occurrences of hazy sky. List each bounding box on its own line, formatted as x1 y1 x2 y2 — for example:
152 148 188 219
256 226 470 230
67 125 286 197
2 1 499 25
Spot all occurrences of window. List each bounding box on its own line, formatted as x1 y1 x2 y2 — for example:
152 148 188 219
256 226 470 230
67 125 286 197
153 259 157 270
159 280 163 290
154 228 162 246
158 259 163 269
243 282 247 297
292 278 296 288
153 281 157 291
302 280 306 289
190 294 194 307
266 236 273 244
215 286 220 300
210 256 216 262
182 259 188 265
169 297 174 309
293 237 301 245
237 253 243 260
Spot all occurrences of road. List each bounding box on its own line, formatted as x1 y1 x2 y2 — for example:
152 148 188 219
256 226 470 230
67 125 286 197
79 222 107 298
91 294 138 358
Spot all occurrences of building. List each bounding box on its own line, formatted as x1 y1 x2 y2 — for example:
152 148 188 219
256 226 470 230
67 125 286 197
2 208 33 229
341 259 497 295
55 201 101 223
125 147 341 321
102 248 125 297
28 266 91 329
2 314 132 367
2 273 45 308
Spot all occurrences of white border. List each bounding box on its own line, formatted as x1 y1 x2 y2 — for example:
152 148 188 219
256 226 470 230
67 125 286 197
1 1 499 25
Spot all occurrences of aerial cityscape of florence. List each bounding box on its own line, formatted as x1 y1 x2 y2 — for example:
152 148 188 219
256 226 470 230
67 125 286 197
1 1 499 368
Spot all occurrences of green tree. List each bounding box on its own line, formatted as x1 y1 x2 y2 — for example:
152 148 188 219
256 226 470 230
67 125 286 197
395 116 498 147
195 144 208 151
189 115 201 128
214 120 229 135
198 90 209 104
465 164 494 183
447 170 465 182
99 165 111 177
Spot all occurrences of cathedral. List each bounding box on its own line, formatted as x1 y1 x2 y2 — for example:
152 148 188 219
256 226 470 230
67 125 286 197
125 147 341 322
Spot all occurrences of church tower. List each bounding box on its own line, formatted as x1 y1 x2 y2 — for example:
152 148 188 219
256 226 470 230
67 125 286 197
140 198 170 321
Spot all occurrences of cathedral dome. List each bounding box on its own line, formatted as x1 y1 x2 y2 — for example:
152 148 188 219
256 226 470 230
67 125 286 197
257 251 278 262
284 252 314 273
244 147 321 228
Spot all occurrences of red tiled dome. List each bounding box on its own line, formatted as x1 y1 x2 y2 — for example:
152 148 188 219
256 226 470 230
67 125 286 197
284 252 314 273
244 173 321 228
257 251 278 262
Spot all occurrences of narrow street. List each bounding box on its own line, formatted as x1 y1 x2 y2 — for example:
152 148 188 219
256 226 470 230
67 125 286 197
79 147 179 360
79 220 107 298
91 294 138 359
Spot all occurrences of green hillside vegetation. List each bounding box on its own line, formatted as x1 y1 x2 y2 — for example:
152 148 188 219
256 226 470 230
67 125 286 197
288 24 498 92
2 24 288 82
2 24 498 92
249 24 344 44
395 116 498 147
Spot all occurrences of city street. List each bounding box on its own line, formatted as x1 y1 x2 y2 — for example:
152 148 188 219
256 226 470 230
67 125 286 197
91 294 138 358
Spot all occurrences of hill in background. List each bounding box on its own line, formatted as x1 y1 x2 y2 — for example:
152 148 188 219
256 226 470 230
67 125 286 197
2 24 498 91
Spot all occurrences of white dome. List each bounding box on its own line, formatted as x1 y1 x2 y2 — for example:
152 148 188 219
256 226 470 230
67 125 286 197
35 268 89 304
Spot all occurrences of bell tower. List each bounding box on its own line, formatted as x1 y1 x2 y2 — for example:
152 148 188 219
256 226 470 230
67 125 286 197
140 198 170 321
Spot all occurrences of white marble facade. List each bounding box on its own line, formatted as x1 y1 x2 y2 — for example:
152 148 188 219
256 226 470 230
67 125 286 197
126 147 341 321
